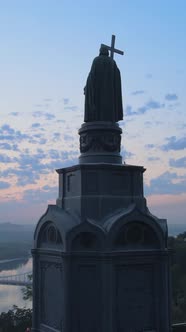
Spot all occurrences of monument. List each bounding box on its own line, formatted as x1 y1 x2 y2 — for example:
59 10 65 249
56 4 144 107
32 35 172 332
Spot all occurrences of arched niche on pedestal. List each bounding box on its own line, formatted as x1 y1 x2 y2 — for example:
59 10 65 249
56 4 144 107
112 220 161 250
104 208 166 251
37 221 63 250
67 220 105 252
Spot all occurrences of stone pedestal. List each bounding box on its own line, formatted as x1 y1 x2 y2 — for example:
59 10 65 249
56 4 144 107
79 121 122 164
32 157 171 332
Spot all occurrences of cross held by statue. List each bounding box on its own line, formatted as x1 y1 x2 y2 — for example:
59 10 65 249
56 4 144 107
101 34 124 59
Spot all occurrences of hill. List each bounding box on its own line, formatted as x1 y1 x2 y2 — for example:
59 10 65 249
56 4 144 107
0 222 35 243
0 223 35 260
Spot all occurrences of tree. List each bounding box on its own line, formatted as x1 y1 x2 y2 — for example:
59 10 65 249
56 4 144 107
0 306 32 332
177 231 186 241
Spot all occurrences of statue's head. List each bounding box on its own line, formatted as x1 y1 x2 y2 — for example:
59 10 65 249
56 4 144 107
99 45 109 56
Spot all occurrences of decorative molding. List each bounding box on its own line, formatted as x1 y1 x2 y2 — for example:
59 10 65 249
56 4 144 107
40 261 63 271
80 130 121 153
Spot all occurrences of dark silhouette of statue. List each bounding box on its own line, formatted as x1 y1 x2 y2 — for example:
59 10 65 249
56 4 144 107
84 44 123 122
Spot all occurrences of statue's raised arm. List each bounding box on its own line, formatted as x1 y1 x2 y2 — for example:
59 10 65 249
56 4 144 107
84 36 124 123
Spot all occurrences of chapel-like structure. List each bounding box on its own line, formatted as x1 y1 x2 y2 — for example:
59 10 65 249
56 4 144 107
32 36 171 332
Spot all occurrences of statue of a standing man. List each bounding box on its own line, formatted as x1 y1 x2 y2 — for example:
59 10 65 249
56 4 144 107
84 44 123 122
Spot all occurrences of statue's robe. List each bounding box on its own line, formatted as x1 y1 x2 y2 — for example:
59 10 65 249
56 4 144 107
84 55 123 122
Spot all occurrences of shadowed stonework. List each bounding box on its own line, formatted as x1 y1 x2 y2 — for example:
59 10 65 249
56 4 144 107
32 36 171 332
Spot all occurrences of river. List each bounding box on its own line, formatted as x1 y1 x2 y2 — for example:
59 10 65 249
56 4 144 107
0 257 32 313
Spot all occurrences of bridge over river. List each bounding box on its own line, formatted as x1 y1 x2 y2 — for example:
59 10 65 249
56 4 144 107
0 271 32 286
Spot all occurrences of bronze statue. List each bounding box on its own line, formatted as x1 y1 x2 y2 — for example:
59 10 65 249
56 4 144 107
84 36 124 122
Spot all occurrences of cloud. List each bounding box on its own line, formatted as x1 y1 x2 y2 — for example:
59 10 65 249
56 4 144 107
32 111 43 118
47 151 78 167
23 186 58 203
0 167 43 186
147 157 160 161
145 171 186 195
48 149 60 159
167 102 180 111
0 151 48 186
120 148 135 159
18 152 47 167
125 100 164 116
64 106 77 111
0 149 79 187
0 181 11 189
9 112 19 116
0 124 14 134
169 157 186 168
145 144 155 149
0 143 19 151
63 98 69 105
137 100 165 114
64 134 74 141
0 154 16 163
42 185 54 191
53 132 61 141
45 113 55 120
2 169 38 183
125 105 136 116
45 154 78 171
56 119 65 123
32 111 55 120
39 138 47 145
37 148 45 154
131 90 145 95
0 124 29 142
161 136 186 151
31 123 41 128
144 121 154 127
16 171 40 186
27 133 47 145
165 93 178 101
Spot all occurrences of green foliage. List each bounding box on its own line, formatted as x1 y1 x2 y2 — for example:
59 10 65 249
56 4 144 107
169 232 186 323
0 305 32 332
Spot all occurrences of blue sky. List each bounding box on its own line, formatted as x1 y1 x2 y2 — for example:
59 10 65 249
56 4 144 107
0 1 186 226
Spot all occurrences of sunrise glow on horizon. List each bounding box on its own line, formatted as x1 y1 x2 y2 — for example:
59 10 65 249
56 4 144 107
0 1 185 226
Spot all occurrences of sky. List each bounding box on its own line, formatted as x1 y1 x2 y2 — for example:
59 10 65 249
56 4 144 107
0 0 186 226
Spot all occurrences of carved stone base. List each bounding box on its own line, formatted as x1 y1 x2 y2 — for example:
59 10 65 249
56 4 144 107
78 121 122 164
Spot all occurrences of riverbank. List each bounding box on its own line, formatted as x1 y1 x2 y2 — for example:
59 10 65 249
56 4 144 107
0 258 32 313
